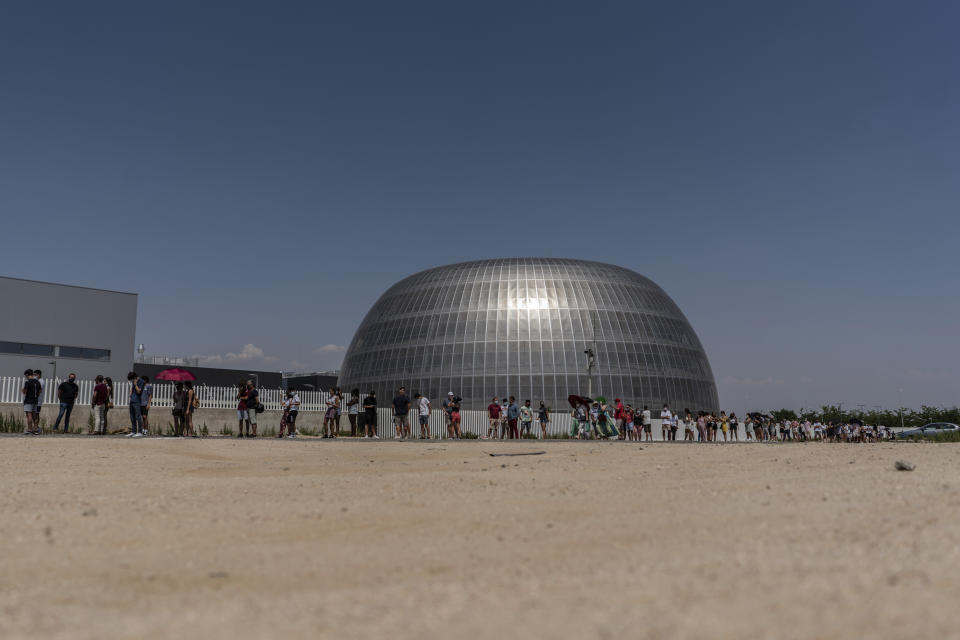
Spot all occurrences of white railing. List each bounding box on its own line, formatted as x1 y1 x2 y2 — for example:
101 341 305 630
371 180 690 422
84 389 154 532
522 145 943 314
0 376 333 412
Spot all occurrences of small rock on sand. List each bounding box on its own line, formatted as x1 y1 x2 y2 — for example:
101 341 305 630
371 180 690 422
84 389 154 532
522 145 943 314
895 460 915 471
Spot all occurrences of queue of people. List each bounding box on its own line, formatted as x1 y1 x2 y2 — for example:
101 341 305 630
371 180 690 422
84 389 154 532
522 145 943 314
16 369 897 442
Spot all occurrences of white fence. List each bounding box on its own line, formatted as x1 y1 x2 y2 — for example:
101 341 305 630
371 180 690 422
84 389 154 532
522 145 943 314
0 376 674 439
0 377 334 412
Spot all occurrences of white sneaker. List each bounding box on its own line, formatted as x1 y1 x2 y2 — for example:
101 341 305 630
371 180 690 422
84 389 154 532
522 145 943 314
126 432 135 437
132 432 144 438
373 435 380 439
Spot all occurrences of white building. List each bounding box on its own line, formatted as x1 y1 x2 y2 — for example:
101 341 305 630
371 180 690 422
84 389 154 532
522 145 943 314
0 276 138 381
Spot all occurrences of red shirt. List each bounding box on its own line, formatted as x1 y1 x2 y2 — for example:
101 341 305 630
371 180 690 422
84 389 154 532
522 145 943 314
92 383 109 406
615 402 625 420
487 403 501 418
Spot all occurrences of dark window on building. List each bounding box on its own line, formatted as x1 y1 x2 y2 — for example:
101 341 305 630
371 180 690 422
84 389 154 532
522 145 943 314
0 341 21 354
60 346 111 360
21 343 55 356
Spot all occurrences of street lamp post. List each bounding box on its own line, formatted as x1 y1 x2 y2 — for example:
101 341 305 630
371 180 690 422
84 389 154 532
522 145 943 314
49 360 57 402
584 348 596 398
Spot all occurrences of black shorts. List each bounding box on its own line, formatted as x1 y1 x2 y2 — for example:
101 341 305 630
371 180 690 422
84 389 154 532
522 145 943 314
365 412 377 426
287 410 298 425
141 407 149 416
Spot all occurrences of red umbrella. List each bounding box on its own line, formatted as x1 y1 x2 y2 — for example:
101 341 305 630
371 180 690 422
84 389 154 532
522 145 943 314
154 368 197 382
567 394 592 409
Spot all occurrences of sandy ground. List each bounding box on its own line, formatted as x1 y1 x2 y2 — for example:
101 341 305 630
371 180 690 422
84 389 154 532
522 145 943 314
1 437 958 640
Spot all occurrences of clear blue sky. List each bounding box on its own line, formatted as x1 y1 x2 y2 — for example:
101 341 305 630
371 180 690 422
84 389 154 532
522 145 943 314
1 1 957 413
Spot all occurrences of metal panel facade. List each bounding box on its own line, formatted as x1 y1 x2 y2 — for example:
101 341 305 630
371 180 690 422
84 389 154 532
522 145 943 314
0 276 138 381
338 259 719 412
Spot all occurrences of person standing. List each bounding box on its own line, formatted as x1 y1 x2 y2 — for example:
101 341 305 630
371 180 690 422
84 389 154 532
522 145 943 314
442 392 460 439
416 392 432 439
660 404 673 442
641 405 652 442
32 369 44 428
245 380 259 438
333 387 343 437
21 369 41 435
91 375 110 435
537 401 550 439
103 377 114 433
484 397 501 439
236 382 249 437
730 413 739 441
347 389 360 437
362 390 378 438
184 381 197 437
392 386 411 439
444 392 462 439
506 396 520 439
125 372 144 438
614 399 626 440
519 400 534 438
171 382 186 437
140 377 153 435
286 389 300 437
323 387 339 438
53 373 79 433
499 396 510 439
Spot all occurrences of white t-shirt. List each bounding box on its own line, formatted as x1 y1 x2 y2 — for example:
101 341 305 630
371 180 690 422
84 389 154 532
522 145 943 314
660 409 672 423
418 397 431 416
642 409 651 425
348 397 359 414
37 377 45 404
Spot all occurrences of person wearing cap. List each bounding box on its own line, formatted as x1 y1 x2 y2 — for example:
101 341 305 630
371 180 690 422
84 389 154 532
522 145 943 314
415 392 432 439
443 392 461 439
614 398 626 440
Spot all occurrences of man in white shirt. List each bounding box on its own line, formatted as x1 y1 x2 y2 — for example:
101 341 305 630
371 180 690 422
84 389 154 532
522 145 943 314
641 405 652 442
660 405 673 441
415 393 431 439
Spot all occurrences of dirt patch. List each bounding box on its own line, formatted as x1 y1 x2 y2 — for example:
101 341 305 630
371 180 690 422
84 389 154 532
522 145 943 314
1 438 958 639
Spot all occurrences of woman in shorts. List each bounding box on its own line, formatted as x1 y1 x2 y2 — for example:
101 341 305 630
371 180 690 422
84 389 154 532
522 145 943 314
346 389 360 436
537 401 550 439
323 387 339 438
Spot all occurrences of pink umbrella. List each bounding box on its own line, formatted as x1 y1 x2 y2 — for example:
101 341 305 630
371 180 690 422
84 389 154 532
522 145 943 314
154 368 197 382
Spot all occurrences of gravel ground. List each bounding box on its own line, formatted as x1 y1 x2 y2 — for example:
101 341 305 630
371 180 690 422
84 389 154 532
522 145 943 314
1 437 958 639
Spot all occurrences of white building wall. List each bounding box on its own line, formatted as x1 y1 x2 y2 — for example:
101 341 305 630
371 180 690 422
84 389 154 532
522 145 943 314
0 276 138 381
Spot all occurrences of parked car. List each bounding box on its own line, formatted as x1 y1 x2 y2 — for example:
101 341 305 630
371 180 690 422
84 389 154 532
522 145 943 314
898 423 960 439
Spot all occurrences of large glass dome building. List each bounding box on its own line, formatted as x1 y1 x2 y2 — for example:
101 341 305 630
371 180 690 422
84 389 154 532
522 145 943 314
338 258 718 412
